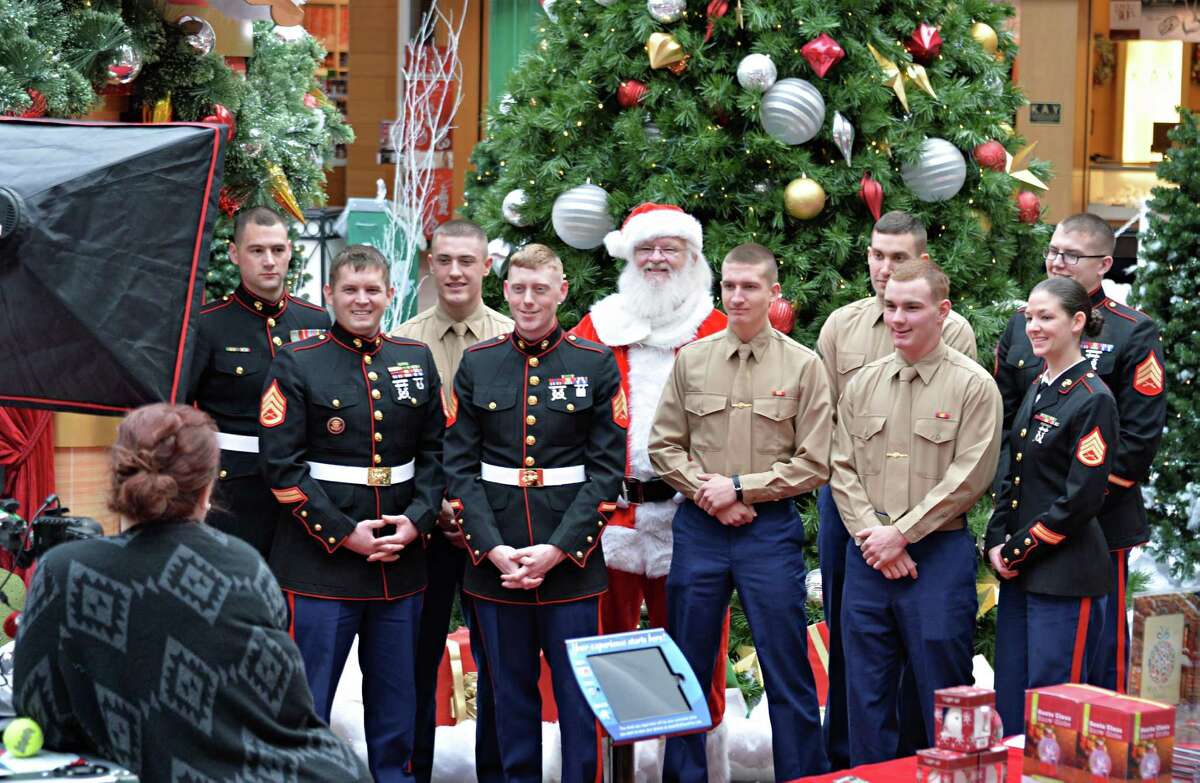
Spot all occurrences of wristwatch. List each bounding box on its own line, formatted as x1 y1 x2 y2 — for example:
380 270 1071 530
732 474 743 503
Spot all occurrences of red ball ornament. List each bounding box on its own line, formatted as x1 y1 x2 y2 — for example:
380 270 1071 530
1017 190 1041 224
4 612 19 639
202 103 236 142
801 33 845 78
704 0 729 42
617 80 648 109
768 298 796 334
858 173 884 221
973 140 1006 171
906 23 942 64
219 187 243 218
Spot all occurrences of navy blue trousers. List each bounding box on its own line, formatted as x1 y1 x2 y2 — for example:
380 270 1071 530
1086 549 1129 693
291 593 423 783
665 500 828 782
472 596 601 783
841 529 977 766
412 535 500 783
816 486 852 771
994 581 1107 736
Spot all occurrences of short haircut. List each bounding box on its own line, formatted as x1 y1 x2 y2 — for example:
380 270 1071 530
872 211 928 253
1058 213 1116 256
508 243 563 278
233 206 288 244
888 260 949 303
329 244 390 287
722 242 778 284
431 218 487 249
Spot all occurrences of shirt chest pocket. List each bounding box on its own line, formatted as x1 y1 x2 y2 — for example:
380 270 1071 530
752 396 799 454
684 393 728 451
837 352 866 377
848 415 886 476
214 352 270 379
913 417 959 479
546 390 594 445
311 385 362 450
472 385 519 442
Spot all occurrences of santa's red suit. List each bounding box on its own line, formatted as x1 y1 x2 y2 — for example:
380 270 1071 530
570 204 730 745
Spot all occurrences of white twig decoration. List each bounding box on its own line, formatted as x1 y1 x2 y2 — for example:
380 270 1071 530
382 2 466 330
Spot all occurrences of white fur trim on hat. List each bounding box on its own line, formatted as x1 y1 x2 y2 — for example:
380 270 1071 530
604 203 703 261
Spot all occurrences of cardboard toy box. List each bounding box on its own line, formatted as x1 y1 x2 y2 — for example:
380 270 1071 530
918 747 981 783
1023 684 1175 783
977 745 1008 783
1129 591 1200 744
935 686 1002 753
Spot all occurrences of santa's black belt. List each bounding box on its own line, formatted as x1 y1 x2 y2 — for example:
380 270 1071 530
622 477 676 505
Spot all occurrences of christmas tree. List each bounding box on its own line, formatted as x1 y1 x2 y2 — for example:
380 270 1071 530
1128 109 1200 583
463 0 1051 350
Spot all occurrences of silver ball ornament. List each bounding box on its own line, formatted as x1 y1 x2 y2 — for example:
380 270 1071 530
736 53 777 93
805 568 823 606
502 189 531 226
647 0 686 22
178 16 216 56
595 0 617 6
760 78 826 146
644 120 662 142
105 44 143 85
832 111 854 165
901 138 967 202
551 184 613 250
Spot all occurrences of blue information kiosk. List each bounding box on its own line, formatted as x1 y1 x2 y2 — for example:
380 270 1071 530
566 628 711 782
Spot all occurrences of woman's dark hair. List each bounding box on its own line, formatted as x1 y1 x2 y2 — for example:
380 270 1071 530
1030 277 1104 337
109 403 219 522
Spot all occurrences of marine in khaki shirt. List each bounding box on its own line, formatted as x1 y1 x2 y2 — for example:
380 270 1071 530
828 260 1002 766
649 244 832 780
387 219 511 783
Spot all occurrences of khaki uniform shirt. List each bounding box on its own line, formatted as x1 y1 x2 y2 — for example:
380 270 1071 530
830 340 1002 543
818 296 977 402
391 302 514 382
649 327 833 504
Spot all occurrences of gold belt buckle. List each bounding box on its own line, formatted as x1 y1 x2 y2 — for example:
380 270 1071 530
519 468 544 488
367 466 392 486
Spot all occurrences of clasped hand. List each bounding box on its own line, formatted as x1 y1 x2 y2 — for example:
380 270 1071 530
489 544 567 590
343 515 419 562
854 525 918 580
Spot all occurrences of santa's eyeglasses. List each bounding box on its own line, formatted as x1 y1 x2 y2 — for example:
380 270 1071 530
634 245 684 259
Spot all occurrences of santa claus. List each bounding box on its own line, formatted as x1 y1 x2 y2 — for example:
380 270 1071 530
571 203 730 777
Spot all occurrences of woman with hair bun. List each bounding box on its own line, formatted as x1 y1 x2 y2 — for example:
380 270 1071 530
985 277 1119 736
13 403 370 781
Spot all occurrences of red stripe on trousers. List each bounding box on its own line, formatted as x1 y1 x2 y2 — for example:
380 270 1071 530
1117 550 1127 693
1070 597 1092 683
286 591 296 640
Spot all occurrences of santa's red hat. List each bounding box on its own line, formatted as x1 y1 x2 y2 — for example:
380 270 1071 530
603 202 704 262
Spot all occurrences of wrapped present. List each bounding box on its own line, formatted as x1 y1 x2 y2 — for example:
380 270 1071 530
435 626 557 725
1129 591 1200 743
935 686 1002 753
917 747 980 783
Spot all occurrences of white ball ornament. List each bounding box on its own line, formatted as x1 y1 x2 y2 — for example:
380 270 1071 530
736 53 777 92
760 78 826 146
502 189 530 226
551 184 614 249
901 138 967 202
647 0 686 23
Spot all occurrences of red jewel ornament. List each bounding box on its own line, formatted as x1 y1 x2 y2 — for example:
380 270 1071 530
1017 190 1041 224
202 103 236 142
219 187 243 218
768 298 796 334
617 80 648 109
3 89 47 118
906 23 942 64
704 0 729 43
973 140 1007 171
858 173 884 221
801 33 845 78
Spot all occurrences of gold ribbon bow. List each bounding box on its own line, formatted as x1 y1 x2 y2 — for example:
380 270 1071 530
446 637 479 723
977 573 1000 618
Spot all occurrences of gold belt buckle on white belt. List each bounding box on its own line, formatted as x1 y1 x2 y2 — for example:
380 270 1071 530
367 466 392 486
519 468 544 488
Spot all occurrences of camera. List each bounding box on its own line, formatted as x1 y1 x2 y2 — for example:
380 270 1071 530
0 496 102 569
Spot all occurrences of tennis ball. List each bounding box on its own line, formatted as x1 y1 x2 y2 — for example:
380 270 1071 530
3 717 43 758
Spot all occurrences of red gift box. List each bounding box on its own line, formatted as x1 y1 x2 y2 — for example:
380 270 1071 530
807 622 830 707
435 626 557 725
917 747 980 783
935 686 1001 752
977 745 1008 783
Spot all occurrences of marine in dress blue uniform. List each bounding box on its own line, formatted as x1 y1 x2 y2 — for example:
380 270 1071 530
993 215 1165 693
187 208 328 556
259 246 445 782
444 244 626 783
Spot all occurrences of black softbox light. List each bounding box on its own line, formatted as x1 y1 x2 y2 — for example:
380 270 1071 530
0 118 226 414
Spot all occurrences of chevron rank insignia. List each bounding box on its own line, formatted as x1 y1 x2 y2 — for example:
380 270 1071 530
611 387 629 428
442 387 459 428
1133 351 1164 397
260 380 287 428
1076 426 1108 467
271 486 306 504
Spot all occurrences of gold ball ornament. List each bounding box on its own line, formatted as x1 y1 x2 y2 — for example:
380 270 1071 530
972 209 993 234
971 22 998 54
784 177 826 219
647 32 688 72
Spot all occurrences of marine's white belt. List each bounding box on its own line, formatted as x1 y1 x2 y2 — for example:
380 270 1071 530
216 432 259 453
306 460 416 486
480 463 586 487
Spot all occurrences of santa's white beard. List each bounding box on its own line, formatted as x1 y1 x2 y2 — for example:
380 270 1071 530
617 256 712 328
